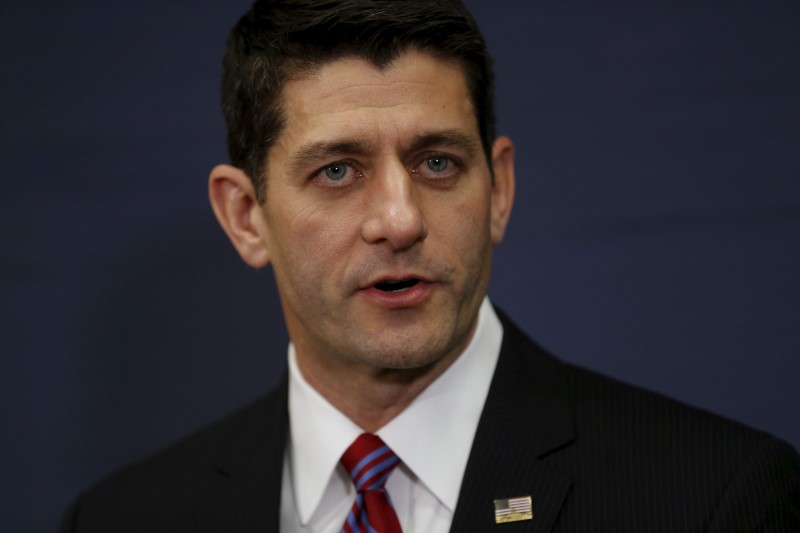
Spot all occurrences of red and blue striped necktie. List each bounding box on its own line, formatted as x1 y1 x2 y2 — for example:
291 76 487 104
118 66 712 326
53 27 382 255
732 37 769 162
340 433 403 533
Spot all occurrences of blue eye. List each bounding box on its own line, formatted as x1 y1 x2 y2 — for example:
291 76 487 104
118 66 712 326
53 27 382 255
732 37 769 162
324 164 347 181
426 157 449 173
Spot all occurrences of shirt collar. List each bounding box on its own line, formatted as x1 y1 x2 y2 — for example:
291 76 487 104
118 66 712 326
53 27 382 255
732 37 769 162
287 297 503 524
287 348 362 524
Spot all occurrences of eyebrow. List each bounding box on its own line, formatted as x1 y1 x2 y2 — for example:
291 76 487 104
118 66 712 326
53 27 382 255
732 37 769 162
407 129 481 159
288 140 370 175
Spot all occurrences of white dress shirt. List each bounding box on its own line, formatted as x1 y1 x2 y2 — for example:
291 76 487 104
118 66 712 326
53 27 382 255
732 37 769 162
279 298 503 532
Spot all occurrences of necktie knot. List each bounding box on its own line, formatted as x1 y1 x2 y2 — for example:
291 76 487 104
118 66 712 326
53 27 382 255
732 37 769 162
341 433 400 493
340 433 403 533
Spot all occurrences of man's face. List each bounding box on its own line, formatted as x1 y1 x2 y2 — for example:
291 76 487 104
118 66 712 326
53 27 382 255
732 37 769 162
253 50 513 375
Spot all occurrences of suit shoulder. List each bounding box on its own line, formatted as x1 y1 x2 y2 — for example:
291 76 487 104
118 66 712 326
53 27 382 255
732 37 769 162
63 388 286 532
96 391 279 486
560 362 800 526
562 356 771 445
498 308 780 447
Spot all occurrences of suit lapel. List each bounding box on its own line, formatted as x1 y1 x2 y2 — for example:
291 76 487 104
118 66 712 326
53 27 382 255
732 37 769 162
195 377 288 533
451 310 575 532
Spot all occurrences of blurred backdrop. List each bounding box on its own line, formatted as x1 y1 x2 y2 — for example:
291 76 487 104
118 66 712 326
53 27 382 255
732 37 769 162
2 1 798 531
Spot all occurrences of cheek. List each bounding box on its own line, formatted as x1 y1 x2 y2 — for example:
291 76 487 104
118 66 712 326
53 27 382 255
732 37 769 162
441 190 492 236
272 205 361 277
430 194 492 263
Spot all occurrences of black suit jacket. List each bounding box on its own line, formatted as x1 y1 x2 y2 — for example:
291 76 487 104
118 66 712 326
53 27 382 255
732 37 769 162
62 311 800 532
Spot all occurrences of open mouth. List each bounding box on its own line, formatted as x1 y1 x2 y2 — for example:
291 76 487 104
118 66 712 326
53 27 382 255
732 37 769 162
374 279 420 292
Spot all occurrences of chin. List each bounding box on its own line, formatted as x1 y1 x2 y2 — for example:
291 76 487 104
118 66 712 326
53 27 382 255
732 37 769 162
358 328 466 372
333 298 480 371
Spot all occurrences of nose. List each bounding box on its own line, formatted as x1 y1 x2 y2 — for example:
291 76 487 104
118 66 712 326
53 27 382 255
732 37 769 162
361 162 428 250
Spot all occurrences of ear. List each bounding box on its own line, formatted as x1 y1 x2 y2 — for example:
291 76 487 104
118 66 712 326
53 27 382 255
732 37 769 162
489 135 516 245
208 164 271 268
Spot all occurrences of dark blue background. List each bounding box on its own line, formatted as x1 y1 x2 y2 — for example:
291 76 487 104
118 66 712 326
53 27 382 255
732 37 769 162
2 1 798 531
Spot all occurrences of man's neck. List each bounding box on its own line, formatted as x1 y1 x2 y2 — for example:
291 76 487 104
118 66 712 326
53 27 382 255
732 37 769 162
295 351 466 432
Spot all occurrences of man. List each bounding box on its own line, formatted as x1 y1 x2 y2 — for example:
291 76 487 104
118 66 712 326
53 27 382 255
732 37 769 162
62 0 799 531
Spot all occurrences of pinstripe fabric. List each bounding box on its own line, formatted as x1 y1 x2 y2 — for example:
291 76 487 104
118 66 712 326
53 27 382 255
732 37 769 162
451 309 799 532
340 434 403 533
62 308 799 532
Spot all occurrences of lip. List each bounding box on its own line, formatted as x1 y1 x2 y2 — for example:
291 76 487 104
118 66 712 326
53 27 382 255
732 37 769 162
358 275 435 309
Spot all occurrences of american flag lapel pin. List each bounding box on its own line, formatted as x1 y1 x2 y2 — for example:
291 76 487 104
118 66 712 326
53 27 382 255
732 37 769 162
493 495 533 524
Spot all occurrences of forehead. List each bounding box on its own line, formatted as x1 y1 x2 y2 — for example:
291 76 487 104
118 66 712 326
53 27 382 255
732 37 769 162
273 51 479 153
